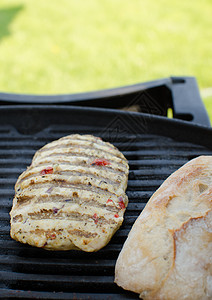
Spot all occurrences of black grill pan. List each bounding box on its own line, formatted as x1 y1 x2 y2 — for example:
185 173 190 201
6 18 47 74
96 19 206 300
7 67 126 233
0 77 211 299
0 76 210 126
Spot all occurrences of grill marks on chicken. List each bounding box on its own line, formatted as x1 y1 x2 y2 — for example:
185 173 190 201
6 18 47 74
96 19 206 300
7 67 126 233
10 134 129 251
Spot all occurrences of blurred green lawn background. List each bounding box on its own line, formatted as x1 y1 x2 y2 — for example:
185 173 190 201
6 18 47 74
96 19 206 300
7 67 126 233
0 0 212 120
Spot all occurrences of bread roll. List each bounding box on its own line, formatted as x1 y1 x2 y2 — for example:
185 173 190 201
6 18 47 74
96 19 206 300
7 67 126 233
115 156 212 299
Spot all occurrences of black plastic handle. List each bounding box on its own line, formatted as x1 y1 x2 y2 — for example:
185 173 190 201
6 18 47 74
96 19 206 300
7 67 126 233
0 76 210 126
170 76 210 126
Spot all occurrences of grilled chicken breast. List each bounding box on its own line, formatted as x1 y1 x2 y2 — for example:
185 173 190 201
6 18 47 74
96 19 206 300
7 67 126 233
10 134 129 252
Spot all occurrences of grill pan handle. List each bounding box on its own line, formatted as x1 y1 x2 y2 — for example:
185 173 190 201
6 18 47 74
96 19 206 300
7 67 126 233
170 76 210 126
0 76 210 126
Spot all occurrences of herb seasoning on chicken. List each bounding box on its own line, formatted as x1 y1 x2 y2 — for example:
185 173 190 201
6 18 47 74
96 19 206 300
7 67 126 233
10 134 129 252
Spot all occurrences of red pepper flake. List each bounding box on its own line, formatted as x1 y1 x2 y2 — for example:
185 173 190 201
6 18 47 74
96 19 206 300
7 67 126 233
114 213 119 218
118 197 126 210
92 213 99 224
47 233 56 240
91 159 111 166
50 233 56 240
41 166 53 175
106 199 113 204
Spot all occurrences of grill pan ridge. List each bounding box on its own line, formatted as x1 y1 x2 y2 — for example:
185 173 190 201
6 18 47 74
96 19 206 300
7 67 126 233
0 105 212 299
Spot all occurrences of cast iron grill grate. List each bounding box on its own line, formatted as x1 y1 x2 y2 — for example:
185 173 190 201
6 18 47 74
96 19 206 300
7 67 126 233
0 123 212 299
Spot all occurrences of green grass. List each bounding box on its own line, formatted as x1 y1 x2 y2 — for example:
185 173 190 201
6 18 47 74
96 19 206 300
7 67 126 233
0 0 212 121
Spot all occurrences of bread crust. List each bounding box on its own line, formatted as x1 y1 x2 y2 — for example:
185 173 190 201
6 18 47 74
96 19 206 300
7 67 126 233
115 156 212 299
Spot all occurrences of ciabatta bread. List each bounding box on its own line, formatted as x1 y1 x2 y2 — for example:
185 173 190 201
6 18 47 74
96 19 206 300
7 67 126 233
115 156 212 299
10 134 129 252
